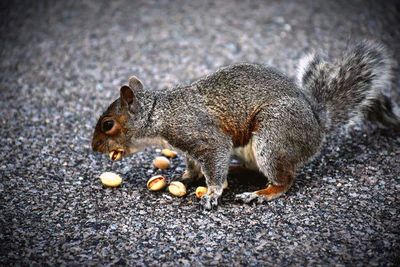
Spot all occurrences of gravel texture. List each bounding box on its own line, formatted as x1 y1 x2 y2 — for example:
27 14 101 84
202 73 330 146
1 0 399 265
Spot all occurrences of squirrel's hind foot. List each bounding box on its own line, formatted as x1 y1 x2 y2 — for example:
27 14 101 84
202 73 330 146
235 184 289 204
235 192 265 204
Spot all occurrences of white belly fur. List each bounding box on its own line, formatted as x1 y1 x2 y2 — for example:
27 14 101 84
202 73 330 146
231 138 259 171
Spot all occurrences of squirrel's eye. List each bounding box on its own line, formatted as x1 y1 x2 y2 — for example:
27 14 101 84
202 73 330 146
101 119 115 132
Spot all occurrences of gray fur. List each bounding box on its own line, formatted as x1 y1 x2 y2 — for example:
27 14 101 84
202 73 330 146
92 41 398 210
298 41 398 129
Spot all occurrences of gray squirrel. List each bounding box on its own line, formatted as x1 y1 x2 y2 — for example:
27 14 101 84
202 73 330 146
92 41 399 210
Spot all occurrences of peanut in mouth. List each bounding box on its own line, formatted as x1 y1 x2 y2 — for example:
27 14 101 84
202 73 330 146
109 149 124 161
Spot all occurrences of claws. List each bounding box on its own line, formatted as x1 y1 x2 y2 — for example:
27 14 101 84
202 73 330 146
199 194 219 210
235 192 266 204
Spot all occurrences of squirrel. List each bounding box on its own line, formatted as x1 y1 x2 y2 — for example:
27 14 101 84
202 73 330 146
92 41 399 210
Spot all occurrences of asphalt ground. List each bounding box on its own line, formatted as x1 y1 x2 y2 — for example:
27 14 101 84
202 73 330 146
0 0 399 265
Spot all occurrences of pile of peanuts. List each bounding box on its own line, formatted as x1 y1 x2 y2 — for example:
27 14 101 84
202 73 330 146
148 149 208 198
100 148 209 198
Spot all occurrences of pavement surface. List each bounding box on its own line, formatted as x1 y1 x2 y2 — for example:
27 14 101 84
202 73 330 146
1 0 399 265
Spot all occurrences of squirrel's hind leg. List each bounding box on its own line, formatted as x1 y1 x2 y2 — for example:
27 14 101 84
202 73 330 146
236 102 323 204
235 129 297 204
235 152 295 204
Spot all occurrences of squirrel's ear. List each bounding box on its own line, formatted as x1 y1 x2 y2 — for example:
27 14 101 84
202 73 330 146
128 76 144 92
120 76 143 113
120 85 140 113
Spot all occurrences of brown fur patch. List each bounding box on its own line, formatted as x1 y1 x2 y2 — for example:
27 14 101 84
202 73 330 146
112 114 127 135
92 114 128 152
218 106 262 147
255 184 288 200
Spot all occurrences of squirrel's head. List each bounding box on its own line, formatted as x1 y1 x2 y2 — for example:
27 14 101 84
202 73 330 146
92 76 146 161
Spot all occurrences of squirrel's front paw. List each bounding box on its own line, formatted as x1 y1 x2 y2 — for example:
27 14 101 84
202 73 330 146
199 194 220 210
199 185 223 210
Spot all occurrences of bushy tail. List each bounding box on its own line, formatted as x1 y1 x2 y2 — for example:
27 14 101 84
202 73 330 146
297 41 399 131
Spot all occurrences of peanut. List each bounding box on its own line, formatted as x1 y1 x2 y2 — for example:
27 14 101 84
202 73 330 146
195 180 227 198
109 150 123 161
168 181 187 197
195 186 207 198
147 175 167 191
100 172 122 187
161 149 178 158
153 156 170 169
